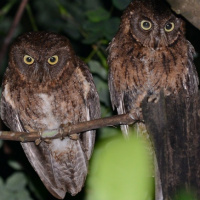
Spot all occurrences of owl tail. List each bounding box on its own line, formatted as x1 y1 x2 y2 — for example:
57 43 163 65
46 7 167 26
117 100 130 138
120 124 129 138
21 137 88 199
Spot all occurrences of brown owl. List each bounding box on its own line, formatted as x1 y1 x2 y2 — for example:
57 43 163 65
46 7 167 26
1 31 100 199
108 0 199 136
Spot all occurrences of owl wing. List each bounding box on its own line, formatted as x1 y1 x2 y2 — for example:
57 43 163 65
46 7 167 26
1 95 24 132
1 85 67 199
187 40 199 94
108 62 129 137
78 59 101 159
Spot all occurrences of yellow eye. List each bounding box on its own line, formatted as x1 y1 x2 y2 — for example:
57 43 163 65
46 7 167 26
24 55 34 65
48 55 58 65
165 22 174 32
141 20 152 30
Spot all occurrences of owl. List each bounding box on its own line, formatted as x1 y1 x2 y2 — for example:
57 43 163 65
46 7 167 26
108 0 199 136
1 31 100 199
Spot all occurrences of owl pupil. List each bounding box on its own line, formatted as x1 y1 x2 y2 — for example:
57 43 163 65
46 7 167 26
143 22 150 28
166 23 172 30
50 57 56 62
26 57 32 62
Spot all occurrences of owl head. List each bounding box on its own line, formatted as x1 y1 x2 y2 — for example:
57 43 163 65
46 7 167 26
9 32 77 84
121 0 185 49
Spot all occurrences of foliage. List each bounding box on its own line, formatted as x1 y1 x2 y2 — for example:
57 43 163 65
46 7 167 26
0 172 33 200
86 132 154 200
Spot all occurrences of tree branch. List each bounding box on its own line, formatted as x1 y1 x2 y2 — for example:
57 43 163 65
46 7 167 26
0 113 136 143
166 0 200 30
0 0 29 71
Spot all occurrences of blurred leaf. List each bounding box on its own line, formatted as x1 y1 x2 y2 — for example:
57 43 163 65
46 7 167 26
8 160 22 170
104 17 120 40
100 104 112 118
112 0 131 10
88 60 107 80
64 22 81 40
0 177 4 189
93 76 110 107
99 127 119 139
174 190 197 200
0 190 15 200
6 172 27 191
82 21 105 44
0 175 32 200
0 0 17 17
0 18 12 35
83 32 102 44
83 20 104 32
86 8 110 22
28 180 44 200
84 0 103 10
87 133 153 200
15 190 33 200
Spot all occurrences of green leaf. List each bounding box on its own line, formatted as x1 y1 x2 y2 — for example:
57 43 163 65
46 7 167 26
15 189 33 200
87 133 153 200
0 177 4 189
88 60 107 80
83 20 104 32
82 21 104 44
112 0 131 10
0 190 15 200
83 32 102 44
104 17 120 40
6 172 27 192
0 0 17 17
28 180 44 200
174 189 197 200
86 8 110 22
8 160 22 170
100 105 112 118
93 76 110 107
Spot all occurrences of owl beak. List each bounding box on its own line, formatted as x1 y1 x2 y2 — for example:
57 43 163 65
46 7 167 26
154 37 159 49
32 64 45 83
156 30 168 49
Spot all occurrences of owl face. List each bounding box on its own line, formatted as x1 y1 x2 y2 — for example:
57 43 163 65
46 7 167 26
127 0 184 49
9 32 76 84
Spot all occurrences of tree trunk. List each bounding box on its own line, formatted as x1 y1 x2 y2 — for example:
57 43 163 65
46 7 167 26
142 90 200 199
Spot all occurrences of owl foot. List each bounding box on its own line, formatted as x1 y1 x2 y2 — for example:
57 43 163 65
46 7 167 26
35 129 44 145
129 107 142 122
69 133 79 140
59 123 76 140
147 94 159 103
59 124 66 140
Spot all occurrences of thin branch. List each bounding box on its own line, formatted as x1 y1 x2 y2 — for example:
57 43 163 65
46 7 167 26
0 113 136 143
0 0 29 71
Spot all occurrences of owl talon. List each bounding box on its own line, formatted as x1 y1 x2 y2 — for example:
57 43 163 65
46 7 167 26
59 124 65 140
148 94 159 103
35 129 43 145
69 133 79 140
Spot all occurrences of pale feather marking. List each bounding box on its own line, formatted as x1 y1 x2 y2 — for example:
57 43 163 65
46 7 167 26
37 93 60 130
117 100 129 137
76 67 90 99
4 84 16 109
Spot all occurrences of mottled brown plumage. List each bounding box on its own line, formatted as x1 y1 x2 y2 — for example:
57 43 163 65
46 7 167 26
108 0 199 136
1 31 100 199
